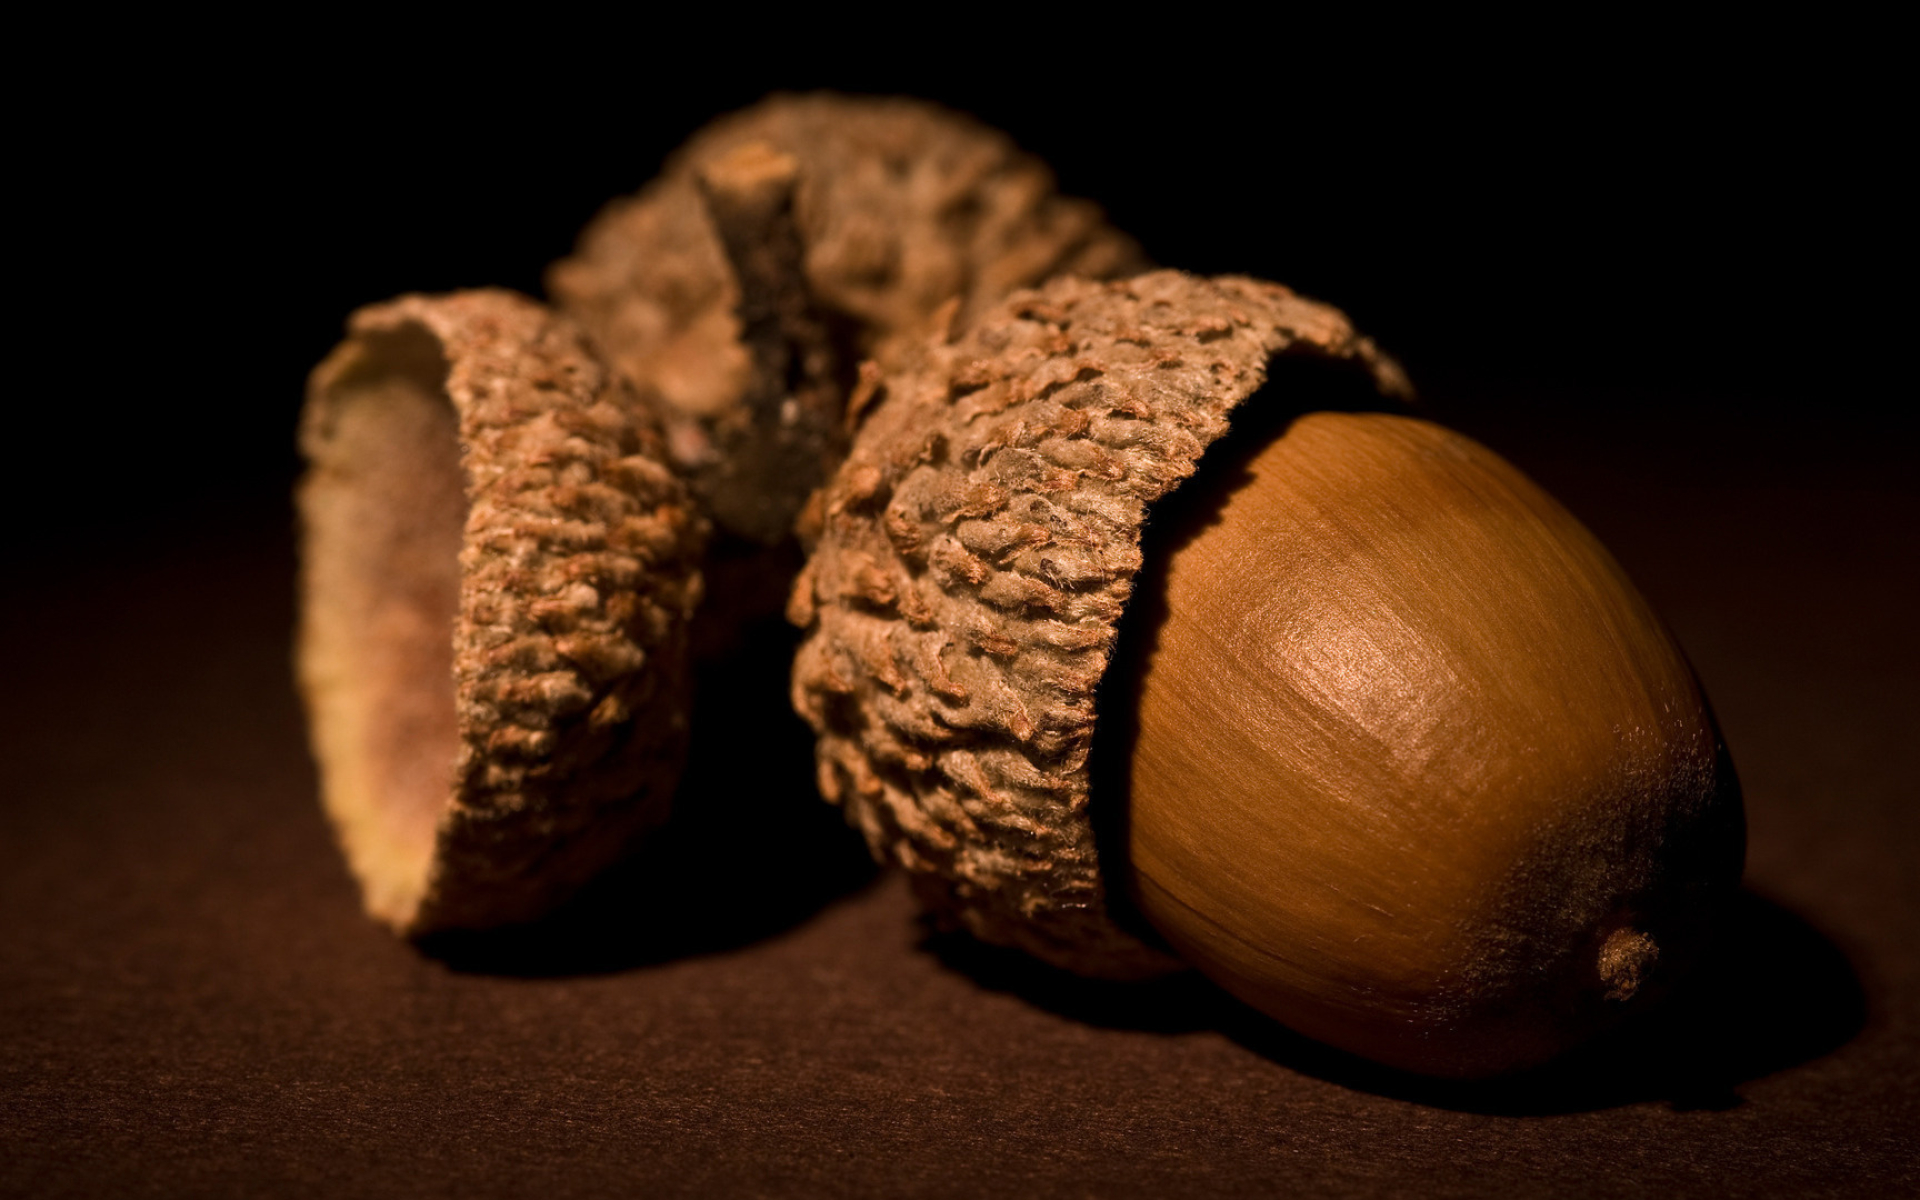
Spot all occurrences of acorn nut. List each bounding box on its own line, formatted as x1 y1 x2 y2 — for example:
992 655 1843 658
297 290 705 935
790 270 1744 1078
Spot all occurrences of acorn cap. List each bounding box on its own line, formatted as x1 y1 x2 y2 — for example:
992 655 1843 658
298 290 706 935
549 92 1146 547
789 271 1409 978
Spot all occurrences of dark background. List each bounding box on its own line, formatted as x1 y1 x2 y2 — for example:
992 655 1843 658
7 21 1914 1198
23 20 1908 556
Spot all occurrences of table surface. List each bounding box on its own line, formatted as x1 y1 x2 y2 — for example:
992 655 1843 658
3 409 1914 1199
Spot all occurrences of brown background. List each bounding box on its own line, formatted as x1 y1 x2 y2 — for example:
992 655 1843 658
7 20 1913 1198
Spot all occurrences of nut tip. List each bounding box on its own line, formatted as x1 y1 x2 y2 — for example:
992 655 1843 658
1598 926 1660 1002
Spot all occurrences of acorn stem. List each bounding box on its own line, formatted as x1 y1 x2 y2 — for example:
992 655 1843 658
1598 926 1660 1002
693 142 846 544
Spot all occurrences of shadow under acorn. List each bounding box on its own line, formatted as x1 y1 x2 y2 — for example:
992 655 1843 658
420 610 879 978
926 887 1865 1116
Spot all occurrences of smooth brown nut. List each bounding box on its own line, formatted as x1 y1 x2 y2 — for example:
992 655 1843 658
297 290 706 935
1125 410 1743 1077
790 271 1743 1076
549 91 1145 548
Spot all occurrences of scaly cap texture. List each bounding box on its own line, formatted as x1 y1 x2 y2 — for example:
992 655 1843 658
790 271 1409 978
299 289 706 935
549 92 1145 546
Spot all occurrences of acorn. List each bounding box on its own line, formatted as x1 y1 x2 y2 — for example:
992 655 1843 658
789 270 1744 1077
297 290 705 935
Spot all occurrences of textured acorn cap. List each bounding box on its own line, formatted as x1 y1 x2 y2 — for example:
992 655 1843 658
789 271 1409 978
298 290 706 935
549 92 1146 547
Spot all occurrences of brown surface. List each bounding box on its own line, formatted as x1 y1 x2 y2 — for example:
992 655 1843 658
2 415 1915 1197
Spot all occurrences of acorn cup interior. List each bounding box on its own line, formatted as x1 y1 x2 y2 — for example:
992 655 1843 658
1102 401 1746 1079
297 323 467 925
